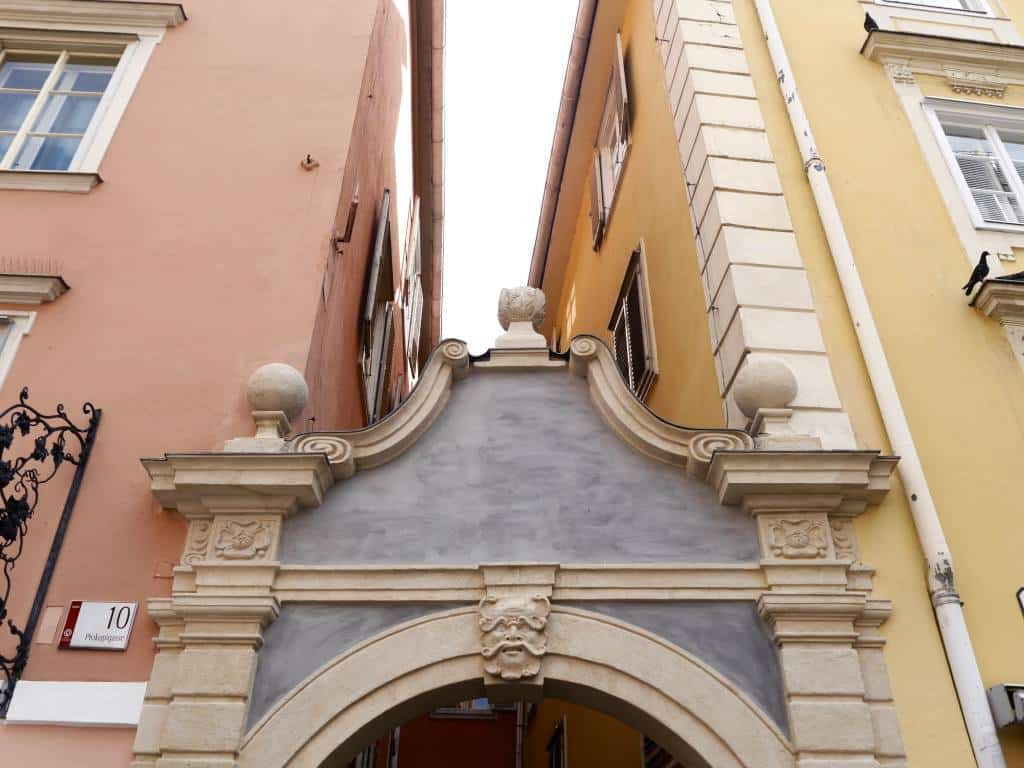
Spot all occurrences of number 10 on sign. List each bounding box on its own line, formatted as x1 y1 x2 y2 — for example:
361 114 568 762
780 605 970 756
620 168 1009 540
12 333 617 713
59 601 138 651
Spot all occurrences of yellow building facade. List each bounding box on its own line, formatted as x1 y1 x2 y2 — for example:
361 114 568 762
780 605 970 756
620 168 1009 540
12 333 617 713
530 0 1024 765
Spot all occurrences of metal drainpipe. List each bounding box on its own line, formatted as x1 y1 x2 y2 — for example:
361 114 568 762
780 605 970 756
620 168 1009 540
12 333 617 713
751 1 1005 765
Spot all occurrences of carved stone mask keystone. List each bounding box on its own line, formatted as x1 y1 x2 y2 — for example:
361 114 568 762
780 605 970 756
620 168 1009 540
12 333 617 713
478 594 551 681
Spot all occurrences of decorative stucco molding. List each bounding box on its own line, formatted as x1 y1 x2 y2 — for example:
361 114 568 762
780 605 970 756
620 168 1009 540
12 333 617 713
214 520 274 560
0 274 68 304
863 30 1024 88
0 0 187 29
972 276 1024 325
479 595 550 681
568 335 753 476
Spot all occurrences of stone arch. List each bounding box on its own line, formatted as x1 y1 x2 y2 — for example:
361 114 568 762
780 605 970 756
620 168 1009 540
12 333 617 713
239 606 794 768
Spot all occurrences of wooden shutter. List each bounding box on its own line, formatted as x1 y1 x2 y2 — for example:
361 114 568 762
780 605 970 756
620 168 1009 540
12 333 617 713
589 152 605 249
612 304 631 389
954 152 1023 224
363 190 392 344
367 302 395 423
405 273 423 372
608 246 658 400
614 32 630 145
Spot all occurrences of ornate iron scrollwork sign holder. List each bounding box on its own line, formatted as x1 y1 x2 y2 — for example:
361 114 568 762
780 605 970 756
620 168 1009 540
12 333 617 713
0 388 100 715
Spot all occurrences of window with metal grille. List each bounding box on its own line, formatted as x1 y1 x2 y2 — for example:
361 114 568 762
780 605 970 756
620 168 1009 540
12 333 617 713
608 243 658 400
927 101 1024 229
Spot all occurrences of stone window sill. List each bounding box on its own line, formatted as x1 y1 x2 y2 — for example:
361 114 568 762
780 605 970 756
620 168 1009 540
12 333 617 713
0 171 102 194
971 276 1024 324
0 275 70 305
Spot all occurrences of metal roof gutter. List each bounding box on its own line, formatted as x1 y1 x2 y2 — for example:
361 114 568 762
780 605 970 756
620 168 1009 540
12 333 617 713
528 0 597 289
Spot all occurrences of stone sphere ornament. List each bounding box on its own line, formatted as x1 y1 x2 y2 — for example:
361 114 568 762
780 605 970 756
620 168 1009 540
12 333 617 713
498 286 547 331
246 363 309 420
732 358 798 418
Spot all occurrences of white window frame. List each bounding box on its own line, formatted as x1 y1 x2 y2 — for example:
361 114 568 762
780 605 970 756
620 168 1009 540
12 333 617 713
924 97 1024 233
0 2 184 192
877 0 993 16
0 312 35 392
590 32 630 249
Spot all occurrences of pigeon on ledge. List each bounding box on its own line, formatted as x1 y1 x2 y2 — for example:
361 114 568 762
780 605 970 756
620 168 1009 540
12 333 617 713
864 12 879 33
963 251 991 296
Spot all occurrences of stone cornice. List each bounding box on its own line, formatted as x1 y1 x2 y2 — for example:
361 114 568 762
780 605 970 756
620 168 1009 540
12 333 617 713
567 335 754 476
0 0 186 29
862 29 1024 86
0 274 68 304
141 452 333 511
971 277 1024 325
707 450 899 507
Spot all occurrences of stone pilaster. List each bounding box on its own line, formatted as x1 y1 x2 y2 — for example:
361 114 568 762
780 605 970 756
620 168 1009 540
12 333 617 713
134 452 332 767
651 0 854 446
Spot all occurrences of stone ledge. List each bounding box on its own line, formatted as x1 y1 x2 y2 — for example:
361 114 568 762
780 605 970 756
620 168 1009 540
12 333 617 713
0 274 69 304
0 170 100 193
707 450 898 506
971 276 1024 325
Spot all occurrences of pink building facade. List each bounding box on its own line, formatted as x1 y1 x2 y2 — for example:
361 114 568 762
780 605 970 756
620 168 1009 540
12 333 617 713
0 0 442 764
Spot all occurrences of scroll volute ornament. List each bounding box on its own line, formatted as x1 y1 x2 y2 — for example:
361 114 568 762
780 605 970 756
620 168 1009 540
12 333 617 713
479 594 551 681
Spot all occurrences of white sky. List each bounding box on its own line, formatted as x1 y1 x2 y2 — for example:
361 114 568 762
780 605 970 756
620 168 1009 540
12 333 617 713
441 0 579 354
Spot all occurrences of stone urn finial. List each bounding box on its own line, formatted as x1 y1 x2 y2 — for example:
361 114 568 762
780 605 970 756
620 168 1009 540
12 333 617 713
246 363 309 439
496 287 548 349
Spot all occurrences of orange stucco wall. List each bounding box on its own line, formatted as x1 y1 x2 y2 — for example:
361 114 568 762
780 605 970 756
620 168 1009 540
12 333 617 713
0 0 421 762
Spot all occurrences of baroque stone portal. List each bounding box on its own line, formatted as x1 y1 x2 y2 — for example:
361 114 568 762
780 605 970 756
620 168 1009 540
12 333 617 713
478 595 551 680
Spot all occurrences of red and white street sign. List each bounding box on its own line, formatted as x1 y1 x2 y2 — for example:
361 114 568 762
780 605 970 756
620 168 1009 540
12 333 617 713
58 601 138 651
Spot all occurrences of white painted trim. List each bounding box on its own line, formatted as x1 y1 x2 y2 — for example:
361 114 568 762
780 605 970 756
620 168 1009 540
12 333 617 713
0 311 33 391
917 95 1024 266
5 680 146 726
0 169 100 192
0 5 181 178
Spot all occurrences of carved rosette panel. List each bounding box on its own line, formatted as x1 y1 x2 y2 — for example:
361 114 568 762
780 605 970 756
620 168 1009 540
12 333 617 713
478 595 551 681
213 519 275 561
764 518 830 560
182 520 212 565
830 517 858 562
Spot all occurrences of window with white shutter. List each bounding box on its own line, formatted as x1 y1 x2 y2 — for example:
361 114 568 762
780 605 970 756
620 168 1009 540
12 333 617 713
402 197 423 379
361 189 396 424
590 32 630 250
878 0 990 14
608 242 658 401
927 101 1024 230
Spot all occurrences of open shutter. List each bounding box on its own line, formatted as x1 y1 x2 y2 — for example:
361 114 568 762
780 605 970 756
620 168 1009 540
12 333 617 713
954 152 1023 224
614 32 630 145
367 302 395 423
612 303 631 389
405 273 423 371
589 153 605 249
363 190 392 344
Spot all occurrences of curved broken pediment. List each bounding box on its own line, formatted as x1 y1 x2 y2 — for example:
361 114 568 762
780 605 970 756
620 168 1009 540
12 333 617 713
284 334 752 482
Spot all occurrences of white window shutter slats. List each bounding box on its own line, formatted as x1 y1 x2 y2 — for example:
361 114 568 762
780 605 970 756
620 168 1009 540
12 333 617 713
590 153 605 249
955 153 1023 224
